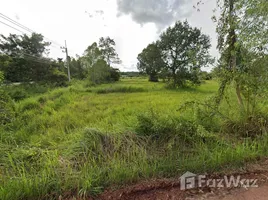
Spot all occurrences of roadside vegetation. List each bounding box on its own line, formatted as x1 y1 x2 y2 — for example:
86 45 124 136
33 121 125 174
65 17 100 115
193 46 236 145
0 78 268 200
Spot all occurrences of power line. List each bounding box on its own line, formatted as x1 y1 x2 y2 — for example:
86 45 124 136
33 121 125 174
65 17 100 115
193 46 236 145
0 20 26 35
0 20 63 55
0 13 64 48
0 13 34 33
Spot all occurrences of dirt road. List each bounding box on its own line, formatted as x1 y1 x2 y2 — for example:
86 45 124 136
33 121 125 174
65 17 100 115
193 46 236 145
94 159 268 200
96 174 268 200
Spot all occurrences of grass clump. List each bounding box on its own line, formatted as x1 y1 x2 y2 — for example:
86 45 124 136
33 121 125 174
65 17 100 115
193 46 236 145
223 114 268 138
136 110 217 145
0 91 15 126
7 88 29 101
96 86 146 94
19 99 41 112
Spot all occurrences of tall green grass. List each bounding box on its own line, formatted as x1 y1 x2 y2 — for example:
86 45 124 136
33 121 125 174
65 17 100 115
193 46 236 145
0 78 267 200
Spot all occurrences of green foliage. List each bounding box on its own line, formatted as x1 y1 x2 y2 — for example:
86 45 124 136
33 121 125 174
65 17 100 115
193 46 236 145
120 71 141 78
135 111 216 144
0 91 15 126
69 56 86 79
157 20 213 87
0 33 60 83
88 60 120 85
81 39 121 84
109 68 120 82
1 78 268 199
95 86 146 94
223 114 268 138
7 88 29 101
19 99 40 112
200 71 212 80
99 37 121 65
137 43 165 82
48 68 69 87
81 42 102 70
88 59 112 84
0 70 4 84
210 0 268 127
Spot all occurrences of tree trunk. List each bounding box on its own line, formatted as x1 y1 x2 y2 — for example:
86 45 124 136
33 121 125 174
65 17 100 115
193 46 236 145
229 0 245 110
149 74 159 82
172 68 176 87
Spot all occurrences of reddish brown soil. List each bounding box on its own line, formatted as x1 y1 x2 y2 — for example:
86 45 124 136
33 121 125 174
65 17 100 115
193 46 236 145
64 159 268 200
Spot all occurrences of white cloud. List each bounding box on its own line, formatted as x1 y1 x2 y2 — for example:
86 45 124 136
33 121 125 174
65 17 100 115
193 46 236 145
0 0 219 71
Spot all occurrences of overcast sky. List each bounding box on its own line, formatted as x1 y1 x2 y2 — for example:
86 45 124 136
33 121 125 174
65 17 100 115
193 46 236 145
1 0 219 71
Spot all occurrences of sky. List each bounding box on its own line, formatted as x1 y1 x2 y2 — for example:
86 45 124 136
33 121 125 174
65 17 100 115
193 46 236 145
0 0 219 71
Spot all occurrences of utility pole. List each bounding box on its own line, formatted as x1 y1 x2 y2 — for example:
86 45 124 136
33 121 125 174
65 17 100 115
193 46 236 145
61 40 71 82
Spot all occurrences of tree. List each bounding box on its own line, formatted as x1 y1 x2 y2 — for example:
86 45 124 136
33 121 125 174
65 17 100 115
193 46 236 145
199 71 212 80
98 37 121 66
238 0 268 52
215 0 268 112
158 20 213 87
88 59 111 84
137 43 165 82
0 33 62 83
0 70 4 84
69 56 86 79
109 68 120 82
81 42 102 69
0 71 15 126
82 40 121 84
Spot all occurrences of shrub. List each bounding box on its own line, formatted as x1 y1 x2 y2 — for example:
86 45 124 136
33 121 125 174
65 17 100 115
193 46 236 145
135 111 218 147
37 96 48 104
48 69 69 87
136 112 192 139
8 88 29 101
0 91 15 126
24 83 49 94
96 86 146 94
109 68 120 82
20 100 40 112
70 128 145 164
223 115 268 138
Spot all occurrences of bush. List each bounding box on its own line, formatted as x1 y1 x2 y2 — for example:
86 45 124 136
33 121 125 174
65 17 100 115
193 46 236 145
24 83 49 94
20 100 40 112
38 96 48 104
71 128 144 163
47 69 69 87
0 91 15 126
223 115 268 138
109 68 120 82
135 111 216 145
8 88 29 101
96 86 146 94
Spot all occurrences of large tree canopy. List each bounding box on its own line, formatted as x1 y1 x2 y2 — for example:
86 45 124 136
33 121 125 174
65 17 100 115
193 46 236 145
0 33 50 57
137 20 213 87
98 37 121 66
0 33 68 84
158 21 212 87
81 37 121 84
137 43 165 82
81 42 102 69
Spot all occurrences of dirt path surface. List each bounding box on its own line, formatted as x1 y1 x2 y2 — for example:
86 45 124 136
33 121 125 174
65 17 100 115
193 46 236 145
64 159 268 200
92 159 268 200
96 173 268 200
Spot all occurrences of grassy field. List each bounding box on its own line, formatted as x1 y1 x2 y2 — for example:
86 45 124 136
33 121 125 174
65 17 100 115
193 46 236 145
1 78 268 200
